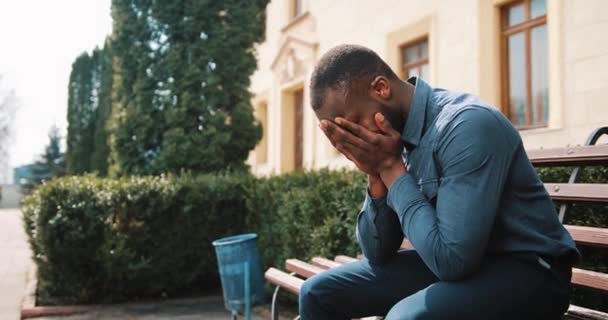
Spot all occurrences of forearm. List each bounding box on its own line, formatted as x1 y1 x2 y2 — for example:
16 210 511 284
379 156 407 189
386 174 474 280
368 174 387 197
356 176 403 265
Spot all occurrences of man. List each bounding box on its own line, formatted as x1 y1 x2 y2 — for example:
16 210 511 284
300 44 578 320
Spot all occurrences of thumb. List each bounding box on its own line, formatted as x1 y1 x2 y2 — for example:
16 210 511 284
374 112 393 134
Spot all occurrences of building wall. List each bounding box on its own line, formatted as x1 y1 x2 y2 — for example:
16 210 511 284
248 0 608 175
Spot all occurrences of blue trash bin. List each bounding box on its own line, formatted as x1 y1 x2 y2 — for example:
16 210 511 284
212 233 266 319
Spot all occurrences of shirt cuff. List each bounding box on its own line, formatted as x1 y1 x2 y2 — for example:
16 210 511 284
369 190 387 209
386 174 427 223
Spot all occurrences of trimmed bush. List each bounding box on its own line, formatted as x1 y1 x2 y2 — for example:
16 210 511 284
23 169 366 304
244 169 366 270
23 173 252 303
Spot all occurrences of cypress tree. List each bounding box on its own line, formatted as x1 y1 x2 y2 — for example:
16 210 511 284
66 52 96 174
110 0 268 175
66 45 113 176
90 44 113 175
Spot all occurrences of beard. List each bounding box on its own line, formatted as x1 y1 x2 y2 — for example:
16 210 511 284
378 101 405 133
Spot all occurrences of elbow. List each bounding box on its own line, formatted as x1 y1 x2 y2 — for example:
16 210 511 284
358 234 399 266
363 245 396 265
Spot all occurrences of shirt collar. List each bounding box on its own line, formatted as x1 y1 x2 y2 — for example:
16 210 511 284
401 77 432 149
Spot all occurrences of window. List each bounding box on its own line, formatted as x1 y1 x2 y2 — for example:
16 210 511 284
255 102 268 164
400 38 429 81
501 0 548 129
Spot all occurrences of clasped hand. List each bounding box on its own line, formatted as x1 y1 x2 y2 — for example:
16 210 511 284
319 113 404 177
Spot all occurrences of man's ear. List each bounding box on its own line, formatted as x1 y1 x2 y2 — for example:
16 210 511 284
370 76 392 100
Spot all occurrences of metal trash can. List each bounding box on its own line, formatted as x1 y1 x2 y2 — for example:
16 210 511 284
212 233 266 319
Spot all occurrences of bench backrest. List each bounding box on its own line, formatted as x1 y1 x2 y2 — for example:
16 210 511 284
526 128 608 294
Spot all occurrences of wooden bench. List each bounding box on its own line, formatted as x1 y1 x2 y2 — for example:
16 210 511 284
265 126 608 320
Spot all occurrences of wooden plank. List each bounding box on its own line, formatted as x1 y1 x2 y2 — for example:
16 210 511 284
527 145 608 166
572 268 608 293
566 304 608 320
285 259 325 279
264 267 304 295
565 225 608 248
311 257 342 269
335 255 358 264
545 183 608 203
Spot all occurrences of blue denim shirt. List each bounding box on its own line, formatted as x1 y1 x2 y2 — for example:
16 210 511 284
356 77 578 281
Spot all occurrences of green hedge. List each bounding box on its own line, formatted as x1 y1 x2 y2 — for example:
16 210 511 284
23 167 607 311
23 173 253 304
245 169 366 270
22 169 367 304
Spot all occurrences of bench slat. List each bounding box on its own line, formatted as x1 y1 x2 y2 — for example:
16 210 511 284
528 145 608 167
264 267 304 295
335 255 358 264
312 257 342 269
572 268 608 293
565 225 608 248
286 259 325 279
566 305 608 320
545 183 608 203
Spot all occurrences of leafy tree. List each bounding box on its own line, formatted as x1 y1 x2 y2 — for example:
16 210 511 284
22 126 66 193
109 0 267 176
0 76 18 184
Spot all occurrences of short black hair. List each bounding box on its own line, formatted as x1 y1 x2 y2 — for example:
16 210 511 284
309 44 398 110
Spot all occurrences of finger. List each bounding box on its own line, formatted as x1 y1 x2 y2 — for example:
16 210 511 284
334 117 379 144
320 123 338 147
335 143 354 161
374 113 397 136
323 120 370 149
340 141 368 161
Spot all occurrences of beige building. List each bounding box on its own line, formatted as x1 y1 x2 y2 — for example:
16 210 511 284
247 0 608 175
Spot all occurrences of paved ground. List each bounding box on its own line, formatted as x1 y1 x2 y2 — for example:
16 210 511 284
0 208 33 320
0 185 23 209
33 295 276 320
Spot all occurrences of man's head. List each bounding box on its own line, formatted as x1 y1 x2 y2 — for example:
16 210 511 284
310 44 407 132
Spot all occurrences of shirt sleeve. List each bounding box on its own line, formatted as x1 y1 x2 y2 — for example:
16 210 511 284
356 190 404 265
386 108 515 281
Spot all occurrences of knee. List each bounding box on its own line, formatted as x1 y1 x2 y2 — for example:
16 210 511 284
385 296 434 320
300 271 344 313
299 274 325 307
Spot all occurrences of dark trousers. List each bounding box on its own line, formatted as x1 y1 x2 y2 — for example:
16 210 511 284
299 250 571 320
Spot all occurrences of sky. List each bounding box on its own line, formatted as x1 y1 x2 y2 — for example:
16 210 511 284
0 0 112 178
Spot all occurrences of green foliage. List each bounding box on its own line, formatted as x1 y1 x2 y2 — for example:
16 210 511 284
66 45 112 176
91 44 113 175
109 0 267 176
22 169 365 303
23 172 252 303
22 126 66 194
245 169 367 269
